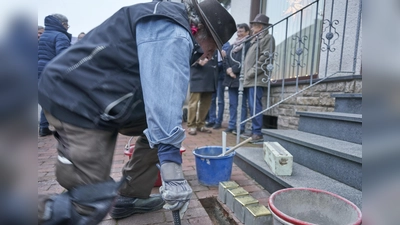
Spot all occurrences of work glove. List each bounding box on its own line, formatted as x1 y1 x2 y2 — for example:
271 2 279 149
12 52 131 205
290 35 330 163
159 162 192 218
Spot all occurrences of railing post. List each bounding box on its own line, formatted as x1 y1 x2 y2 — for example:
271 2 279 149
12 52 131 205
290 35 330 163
236 42 246 144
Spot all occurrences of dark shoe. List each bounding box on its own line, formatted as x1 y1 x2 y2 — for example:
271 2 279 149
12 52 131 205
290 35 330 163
213 123 221 129
250 134 263 143
232 129 244 135
224 128 234 133
110 194 164 219
198 127 212 133
39 127 53 137
205 122 215 128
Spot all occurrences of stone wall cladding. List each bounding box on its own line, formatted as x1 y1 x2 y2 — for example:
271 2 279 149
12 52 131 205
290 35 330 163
219 78 361 130
264 78 361 130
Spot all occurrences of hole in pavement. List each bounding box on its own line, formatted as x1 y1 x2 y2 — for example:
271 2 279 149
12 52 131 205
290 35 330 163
199 197 238 225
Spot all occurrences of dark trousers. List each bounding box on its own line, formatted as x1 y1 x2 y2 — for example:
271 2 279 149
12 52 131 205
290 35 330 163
39 109 49 129
208 79 225 125
39 111 159 217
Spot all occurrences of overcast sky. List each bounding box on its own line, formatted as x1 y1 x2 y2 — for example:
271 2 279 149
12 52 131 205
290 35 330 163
38 0 150 37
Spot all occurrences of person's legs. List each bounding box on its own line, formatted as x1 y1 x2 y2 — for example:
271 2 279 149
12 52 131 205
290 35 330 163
187 92 200 134
215 79 225 128
197 92 213 130
233 88 249 134
119 135 159 198
39 111 120 223
39 109 52 136
240 89 248 132
111 135 164 219
39 109 49 129
45 111 117 190
207 92 217 127
247 87 264 142
227 87 238 130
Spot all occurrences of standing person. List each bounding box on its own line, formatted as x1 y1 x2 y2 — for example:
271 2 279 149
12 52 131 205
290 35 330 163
206 42 230 129
77 32 86 41
38 25 44 40
223 23 251 134
187 50 218 135
37 13 71 137
243 14 275 143
37 0 236 224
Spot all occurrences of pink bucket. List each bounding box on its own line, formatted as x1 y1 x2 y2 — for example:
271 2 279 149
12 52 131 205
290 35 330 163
268 188 362 225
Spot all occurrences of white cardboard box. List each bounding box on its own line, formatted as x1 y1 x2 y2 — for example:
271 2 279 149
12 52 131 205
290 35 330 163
263 142 293 176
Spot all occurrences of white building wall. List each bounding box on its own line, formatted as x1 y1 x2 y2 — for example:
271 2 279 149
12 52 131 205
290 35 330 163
318 0 362 77
229 0 252 43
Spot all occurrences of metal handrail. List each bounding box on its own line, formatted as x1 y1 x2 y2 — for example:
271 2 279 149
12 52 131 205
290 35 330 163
231 0 362 144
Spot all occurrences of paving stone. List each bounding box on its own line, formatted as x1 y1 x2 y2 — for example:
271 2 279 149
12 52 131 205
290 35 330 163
218 181 239 203
233 195 259 223
244 204 273 225
226 187 249 212
38 122 271 224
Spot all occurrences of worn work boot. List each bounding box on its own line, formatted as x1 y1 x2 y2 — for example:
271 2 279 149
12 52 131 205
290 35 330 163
224 128 234 133
198 127 212 133
250 134 263 143
205 122 215 128
39 127 53 137
232 129 244 135
213 123 221 129
110 194 164 219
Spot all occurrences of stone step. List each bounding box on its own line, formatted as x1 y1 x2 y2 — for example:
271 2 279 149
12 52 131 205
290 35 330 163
331 93 362 114
261 129 362 190
234 147 362 209
297 111 362 144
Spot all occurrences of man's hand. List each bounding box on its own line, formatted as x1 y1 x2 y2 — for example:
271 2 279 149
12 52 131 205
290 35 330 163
221 50 227 58
159 163 192 213
226 67 233 75
198 58 209 66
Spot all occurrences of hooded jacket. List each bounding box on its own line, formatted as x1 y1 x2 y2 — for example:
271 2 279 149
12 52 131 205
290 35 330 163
38 15 71 79
38 1 196 131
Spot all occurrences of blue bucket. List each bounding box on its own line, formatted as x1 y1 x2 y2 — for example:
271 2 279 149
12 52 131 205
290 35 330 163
193 146 235 186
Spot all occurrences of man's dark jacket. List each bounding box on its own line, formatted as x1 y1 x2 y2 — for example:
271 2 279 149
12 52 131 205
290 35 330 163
190 50 218 93
38 1 196 131
222 41 251 88
38 15 71 79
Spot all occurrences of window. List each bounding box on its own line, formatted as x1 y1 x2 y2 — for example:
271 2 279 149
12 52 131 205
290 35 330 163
263 0 324 80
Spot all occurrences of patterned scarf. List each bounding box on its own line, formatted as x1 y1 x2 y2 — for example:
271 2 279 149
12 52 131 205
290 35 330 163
232 35 249 53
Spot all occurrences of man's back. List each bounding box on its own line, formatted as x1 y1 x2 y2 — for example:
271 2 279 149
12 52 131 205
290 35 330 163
38 15 71 78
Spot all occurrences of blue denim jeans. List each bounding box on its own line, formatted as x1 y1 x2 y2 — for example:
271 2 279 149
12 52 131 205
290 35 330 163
136 18 193 164
39 109 49 129
208 77 225 125
227 87 247 131
245 87 264 135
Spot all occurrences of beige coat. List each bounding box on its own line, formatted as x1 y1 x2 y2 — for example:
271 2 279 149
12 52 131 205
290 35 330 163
243 31 276 88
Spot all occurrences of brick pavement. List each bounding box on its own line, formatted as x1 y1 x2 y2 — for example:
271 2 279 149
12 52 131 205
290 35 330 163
38 122 271 225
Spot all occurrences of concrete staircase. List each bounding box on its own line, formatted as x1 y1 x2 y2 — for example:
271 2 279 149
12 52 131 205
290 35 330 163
234 93 362 209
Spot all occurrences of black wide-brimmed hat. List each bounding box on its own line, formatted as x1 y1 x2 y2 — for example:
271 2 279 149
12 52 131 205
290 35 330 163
191 0 236 51
250 14 272 26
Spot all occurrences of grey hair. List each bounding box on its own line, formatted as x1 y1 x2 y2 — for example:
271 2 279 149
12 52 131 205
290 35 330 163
38 25 44 30
183 0 201 26
183 0 208 41
51 13 68 23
